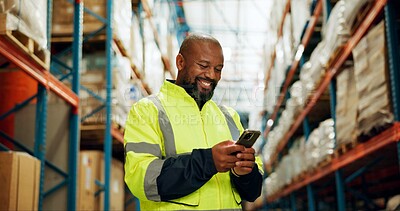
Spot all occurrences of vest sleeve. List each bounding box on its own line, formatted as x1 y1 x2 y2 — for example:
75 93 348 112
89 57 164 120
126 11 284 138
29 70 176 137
157 148 218 201
124 99 166 202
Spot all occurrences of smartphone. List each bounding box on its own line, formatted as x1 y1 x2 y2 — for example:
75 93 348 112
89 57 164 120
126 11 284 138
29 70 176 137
235 129 261 148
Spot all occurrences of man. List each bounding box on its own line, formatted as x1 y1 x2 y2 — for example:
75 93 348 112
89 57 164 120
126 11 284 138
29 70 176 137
124 33 263 210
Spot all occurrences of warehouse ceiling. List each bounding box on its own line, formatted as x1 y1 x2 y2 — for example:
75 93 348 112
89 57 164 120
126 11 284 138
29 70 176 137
182 0 274 113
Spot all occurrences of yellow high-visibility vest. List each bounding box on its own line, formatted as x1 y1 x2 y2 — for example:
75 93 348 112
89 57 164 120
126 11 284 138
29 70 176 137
124 81 263 210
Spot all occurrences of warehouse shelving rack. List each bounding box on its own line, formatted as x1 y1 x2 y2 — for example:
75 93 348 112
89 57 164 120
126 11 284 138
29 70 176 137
49 0 136 210
0 0 81 210
260 0 400 210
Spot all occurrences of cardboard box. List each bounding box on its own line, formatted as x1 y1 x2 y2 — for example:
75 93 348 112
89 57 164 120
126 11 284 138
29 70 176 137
0 151 41 210
78 150 124 211
78 151 103 210
100 158 125 211
52 0 106 36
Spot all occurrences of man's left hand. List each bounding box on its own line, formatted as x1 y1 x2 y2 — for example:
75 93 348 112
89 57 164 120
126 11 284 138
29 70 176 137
232 147 256 176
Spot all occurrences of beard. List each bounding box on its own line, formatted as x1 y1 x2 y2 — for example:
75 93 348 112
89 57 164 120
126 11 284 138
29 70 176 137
181 77 217 107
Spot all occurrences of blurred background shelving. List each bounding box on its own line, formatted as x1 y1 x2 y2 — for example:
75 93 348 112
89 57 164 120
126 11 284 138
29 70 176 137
0 0 399 210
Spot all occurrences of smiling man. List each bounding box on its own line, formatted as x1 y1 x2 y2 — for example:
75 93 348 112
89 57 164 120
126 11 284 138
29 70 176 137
124 33 263 210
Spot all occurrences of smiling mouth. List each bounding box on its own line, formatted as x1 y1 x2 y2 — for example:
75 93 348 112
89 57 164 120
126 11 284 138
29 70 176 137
197 78 213 90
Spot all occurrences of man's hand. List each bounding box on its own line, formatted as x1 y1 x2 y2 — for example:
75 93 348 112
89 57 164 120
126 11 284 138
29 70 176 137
211 141 245 172
232 147 256 176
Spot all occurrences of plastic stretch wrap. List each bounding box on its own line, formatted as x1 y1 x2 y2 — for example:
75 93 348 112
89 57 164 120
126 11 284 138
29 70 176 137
290 0 311 47
321 0 371 66
336 65 358 146
269 0 286 36
1 0 47 49
264 137 307 197
282 13 294 67
299 42 325 96
352 21 393 136
289 80 307 111
305 119 335 170
113 0 132 55
130 14 144 74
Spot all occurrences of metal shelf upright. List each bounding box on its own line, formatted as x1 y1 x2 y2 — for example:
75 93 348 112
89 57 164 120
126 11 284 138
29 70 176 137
104 0 113 209
68 0 83 210
384 0 400 166
50 0 116 209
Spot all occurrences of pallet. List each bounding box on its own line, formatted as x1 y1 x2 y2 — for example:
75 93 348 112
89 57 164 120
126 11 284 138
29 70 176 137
334 139 358 158
0 29 50 70
318 153 334 168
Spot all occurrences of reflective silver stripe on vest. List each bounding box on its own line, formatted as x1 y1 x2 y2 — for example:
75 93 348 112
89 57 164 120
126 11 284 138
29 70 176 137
144 159 165 201
218 105 240 141
125 142 162 158
148 95 177 158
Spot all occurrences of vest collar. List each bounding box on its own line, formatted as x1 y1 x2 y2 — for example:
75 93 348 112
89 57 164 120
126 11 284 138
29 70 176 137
160 80 214 110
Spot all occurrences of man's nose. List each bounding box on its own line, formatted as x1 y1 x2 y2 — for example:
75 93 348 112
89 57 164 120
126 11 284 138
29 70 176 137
204 67 215 79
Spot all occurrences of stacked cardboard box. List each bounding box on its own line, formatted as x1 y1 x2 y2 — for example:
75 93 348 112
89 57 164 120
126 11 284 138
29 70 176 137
78 150 124 210
0 151 41 210
52 0 106 36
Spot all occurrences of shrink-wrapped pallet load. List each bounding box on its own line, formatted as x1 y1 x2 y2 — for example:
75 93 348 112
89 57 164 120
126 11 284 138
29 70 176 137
352 21 393 136
0 0 47 49
335 65 358 146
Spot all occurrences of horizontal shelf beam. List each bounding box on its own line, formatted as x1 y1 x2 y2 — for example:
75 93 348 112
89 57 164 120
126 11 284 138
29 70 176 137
265 0 387 168
266 122 400 202
0 37 79 108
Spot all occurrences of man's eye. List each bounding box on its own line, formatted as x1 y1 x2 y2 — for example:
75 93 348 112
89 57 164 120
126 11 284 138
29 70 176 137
215 68 222 72
198 64 208 69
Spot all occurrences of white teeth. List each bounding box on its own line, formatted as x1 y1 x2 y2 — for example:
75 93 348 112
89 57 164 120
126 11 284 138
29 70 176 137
200 80 211 86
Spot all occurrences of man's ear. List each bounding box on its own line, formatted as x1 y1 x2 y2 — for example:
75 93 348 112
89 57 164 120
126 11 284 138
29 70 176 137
176 53 185 71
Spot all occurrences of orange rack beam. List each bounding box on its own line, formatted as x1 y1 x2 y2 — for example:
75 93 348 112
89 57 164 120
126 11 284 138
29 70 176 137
263 0 322 138
265 0 387 169
0 36 79 108
267 122 400 202
111 126 124 144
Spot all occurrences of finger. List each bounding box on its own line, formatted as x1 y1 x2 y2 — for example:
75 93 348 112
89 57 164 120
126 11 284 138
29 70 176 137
235 160 255 168
241 147 255 154
236 153 255 161
226 144 245 155
233 166 253 175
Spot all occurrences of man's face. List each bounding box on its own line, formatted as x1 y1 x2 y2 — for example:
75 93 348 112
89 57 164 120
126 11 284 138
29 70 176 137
177 41 224 103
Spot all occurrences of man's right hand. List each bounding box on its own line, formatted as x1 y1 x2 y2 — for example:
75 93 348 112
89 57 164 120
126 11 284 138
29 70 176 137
211 141 245 172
